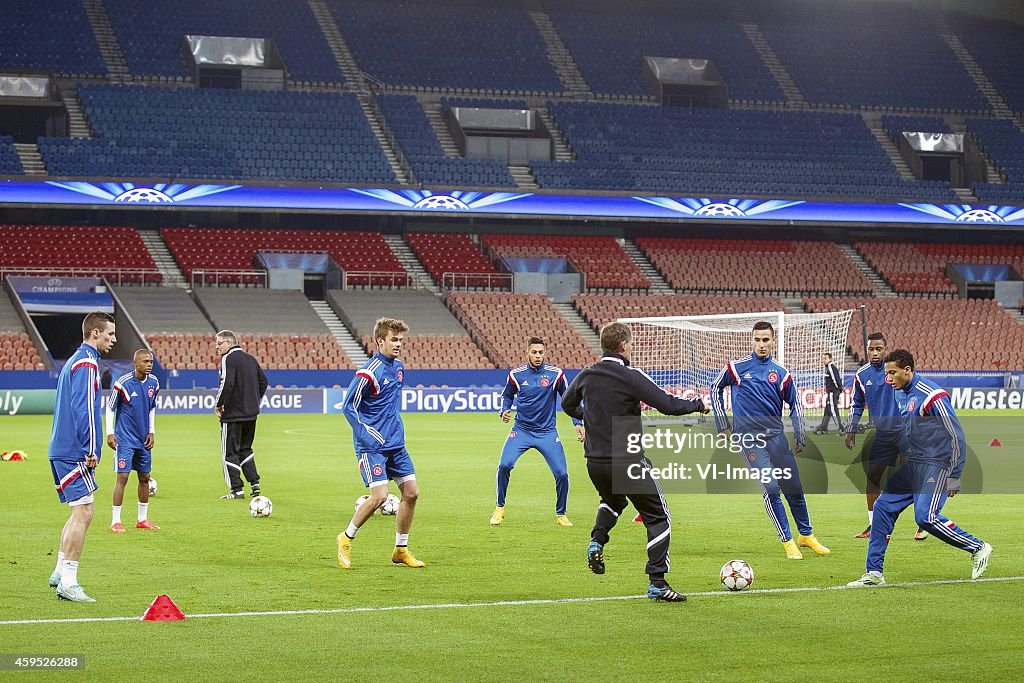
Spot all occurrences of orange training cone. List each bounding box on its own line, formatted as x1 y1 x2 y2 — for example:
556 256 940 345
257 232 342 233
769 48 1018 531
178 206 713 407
141 595 186 621
989 438 1002 447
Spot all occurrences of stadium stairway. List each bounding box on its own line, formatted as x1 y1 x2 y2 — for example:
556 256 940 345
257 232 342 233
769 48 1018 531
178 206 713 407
863 113 916 181
731 2 806 107
508 165 538 189
382 234 438 292
523 0 592 97
310 300 370 364
60 88 92 138
357 93 411 185
137 229 187 288
83 0 129 81
307 0 364 86
837 244 896 298
422 103 460 157
552 301 602 355
13 144 45 175
622 239 672 293
536 107 575 161
936 15 1014 119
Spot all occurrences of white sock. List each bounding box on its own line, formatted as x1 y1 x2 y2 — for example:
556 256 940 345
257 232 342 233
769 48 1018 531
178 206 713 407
112 505 122 525
868 509 874 526
54 551 65 574
61 559 79 587
138 502 148 522
396 533 409 547
345 522 359 539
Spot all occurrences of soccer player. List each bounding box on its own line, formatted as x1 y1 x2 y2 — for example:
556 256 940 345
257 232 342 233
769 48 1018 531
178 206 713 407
337 317 424 569
814 353 844 435
844 332 926 540
561 322 708 603
848 349 992 586
106 348 160 532
491 336 585 527
711 321 830 560
47 311 116 602
215 330 267 499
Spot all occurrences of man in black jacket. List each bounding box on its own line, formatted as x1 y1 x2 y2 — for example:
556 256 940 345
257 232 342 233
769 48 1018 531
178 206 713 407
562 322 708 602
214 330 268 500
815 353 844 435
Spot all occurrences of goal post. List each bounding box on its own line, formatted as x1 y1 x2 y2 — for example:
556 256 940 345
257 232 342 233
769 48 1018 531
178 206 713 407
619 310 854 425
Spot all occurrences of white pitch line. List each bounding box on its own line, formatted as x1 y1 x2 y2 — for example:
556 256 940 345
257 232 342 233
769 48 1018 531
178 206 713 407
4 575 1022 626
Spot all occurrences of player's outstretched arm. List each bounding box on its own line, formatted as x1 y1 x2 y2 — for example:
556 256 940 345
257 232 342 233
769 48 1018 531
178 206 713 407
632 369 704 416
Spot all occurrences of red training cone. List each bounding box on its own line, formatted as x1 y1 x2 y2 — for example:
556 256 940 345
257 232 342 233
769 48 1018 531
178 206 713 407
632 513 643 523
989 438 1002 447
141 594 186 621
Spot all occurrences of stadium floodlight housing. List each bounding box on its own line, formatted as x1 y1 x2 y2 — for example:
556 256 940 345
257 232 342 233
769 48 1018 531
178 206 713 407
620 310 854 425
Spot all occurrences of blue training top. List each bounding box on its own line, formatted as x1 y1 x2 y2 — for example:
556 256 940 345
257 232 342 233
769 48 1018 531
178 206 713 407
711 353 805 444
108 371 160 450
342 352 406 452
500 362 581 432
49 343 102 462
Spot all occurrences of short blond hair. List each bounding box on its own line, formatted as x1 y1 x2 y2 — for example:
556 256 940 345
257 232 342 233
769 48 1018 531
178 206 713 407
374 317 409 344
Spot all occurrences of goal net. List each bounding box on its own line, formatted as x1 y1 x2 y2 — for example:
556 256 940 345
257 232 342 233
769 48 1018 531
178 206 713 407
619 310 854 427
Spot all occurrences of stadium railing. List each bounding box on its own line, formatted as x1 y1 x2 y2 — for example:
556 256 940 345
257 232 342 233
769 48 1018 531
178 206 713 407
190 269 267 288
0 266 162 285
342 270 414 289
442 272 514 291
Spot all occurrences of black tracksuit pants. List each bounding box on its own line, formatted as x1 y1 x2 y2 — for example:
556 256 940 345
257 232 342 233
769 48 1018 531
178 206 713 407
222 420 260 492
587 458 671 578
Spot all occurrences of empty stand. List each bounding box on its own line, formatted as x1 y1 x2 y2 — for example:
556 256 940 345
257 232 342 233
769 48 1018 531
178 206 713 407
405 232 500 287
857 242 1024 296
147 332 351 370
0 137 24 175
805 296 1024 370
103 0 343 83
0 296 42 370
955 12 1024 114
0 225 159 284
637 238 872 294
40 85 393 184
753 0 988 112
0 331 43 371
0 0 105 76
533 103 956 200
481 234 649 290
967 119 1024 203
450 292 597 368
327 289 492 369
376 95 517 188
161 227 405 286
329 0 562 93
111 286 214 335
573 293 786 332
543 0 782 102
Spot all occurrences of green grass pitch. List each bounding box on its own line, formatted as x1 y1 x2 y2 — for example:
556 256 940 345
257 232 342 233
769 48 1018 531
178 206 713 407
1 411 1022 681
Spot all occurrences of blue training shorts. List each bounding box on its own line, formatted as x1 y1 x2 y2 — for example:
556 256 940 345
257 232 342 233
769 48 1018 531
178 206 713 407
114 446 151 474
357 447 415 488
868 430 906 466
51 460 99 504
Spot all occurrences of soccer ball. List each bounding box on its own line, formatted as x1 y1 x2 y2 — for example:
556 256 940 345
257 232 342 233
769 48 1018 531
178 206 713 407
355 494 372 513
720 559 754 591
148 478 158 496
249 495 273 518
380 493 400 516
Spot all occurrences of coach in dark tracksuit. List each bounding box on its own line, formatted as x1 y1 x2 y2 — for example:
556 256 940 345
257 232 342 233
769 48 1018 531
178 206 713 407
561 322 708 602
816 353 844 435
214 330 268 499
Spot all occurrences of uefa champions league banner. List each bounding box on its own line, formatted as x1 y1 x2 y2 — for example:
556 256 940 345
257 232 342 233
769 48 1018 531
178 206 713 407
1 179 1023 226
